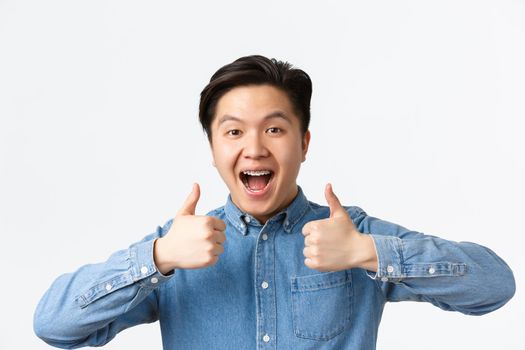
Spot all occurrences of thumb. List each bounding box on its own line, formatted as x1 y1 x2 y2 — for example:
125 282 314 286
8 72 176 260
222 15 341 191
177 183 200 216
325 183 346 218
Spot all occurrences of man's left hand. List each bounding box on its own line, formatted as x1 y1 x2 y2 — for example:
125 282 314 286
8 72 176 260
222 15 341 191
301 183 378 272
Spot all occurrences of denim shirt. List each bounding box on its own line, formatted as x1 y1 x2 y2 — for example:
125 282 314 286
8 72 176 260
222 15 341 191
34 186 515 349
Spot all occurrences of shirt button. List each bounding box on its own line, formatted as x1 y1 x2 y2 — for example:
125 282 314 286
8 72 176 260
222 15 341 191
150 277 159 284
244 216 251 224
263 334 270 342
261 281 269 289
387 265 394 273
140 266 148 274
381 277 389 282
105 283 113 291
428 267 436 274
261 234 268 241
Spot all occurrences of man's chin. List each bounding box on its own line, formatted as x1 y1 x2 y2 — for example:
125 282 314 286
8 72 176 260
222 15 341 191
231 195 273 221
232 182 297 221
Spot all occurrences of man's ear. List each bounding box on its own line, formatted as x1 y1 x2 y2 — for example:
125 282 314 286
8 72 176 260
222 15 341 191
301 130 311 162
209 138 217 167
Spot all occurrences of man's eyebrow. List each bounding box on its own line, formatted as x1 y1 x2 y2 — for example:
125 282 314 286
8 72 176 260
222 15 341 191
217 111 292 126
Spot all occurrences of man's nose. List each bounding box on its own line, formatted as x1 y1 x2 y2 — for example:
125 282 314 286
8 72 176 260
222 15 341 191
243 132 269 159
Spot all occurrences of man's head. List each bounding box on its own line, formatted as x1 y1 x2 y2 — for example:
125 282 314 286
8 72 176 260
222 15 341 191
199 55 312 223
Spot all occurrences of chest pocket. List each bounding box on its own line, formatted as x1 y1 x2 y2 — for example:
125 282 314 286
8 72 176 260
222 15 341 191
291 270 353 341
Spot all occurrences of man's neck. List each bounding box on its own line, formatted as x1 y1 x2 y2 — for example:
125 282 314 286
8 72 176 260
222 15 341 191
235 184 299 224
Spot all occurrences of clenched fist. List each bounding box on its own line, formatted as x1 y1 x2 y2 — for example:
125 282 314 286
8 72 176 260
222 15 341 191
154 183 227 274
301 183 378 272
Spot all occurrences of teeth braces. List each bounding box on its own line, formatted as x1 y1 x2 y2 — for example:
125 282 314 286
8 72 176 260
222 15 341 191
242 170 271 176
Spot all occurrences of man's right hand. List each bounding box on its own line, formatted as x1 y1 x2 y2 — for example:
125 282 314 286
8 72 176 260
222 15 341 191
153 183 227 274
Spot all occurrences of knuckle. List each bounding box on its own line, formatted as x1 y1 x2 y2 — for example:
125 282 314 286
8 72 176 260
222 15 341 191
307 258 318 269
310 235 320 245
204 217 215 228
307 222 318 232
302 222 312 235
204 255 218 266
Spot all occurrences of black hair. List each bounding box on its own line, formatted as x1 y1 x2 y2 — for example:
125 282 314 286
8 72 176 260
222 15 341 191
198 55 312 142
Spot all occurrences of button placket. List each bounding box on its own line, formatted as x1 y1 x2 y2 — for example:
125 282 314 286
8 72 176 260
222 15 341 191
254 222 276 349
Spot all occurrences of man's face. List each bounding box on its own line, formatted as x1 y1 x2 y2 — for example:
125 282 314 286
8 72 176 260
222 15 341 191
210 84 310 224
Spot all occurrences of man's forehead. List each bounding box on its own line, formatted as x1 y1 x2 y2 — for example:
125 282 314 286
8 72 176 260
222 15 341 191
216 111 292 127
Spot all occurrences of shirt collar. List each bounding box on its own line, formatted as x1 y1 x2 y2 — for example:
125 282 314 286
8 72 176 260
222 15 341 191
224 185 309 236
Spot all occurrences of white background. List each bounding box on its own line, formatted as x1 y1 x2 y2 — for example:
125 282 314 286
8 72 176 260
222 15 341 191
1 1 523 349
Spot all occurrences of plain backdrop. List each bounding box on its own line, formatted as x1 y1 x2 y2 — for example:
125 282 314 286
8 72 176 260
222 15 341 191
0 1 523 349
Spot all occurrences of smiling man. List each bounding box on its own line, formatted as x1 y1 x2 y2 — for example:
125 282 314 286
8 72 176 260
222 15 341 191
34 55 515 349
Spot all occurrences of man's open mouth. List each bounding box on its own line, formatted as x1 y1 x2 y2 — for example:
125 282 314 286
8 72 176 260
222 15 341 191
240 170 274 193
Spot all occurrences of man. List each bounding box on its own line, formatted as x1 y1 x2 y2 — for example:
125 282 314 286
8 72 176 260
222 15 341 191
34 55 515 349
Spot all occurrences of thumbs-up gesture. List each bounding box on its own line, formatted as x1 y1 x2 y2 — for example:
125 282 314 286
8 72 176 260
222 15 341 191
154 183 227 274
301 183 378 272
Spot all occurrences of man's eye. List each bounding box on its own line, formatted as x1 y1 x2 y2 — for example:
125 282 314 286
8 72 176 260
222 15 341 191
227 129 241 136
267 127 282 134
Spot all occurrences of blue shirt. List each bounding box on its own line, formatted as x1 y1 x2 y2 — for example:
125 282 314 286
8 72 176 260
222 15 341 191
34 186 515 349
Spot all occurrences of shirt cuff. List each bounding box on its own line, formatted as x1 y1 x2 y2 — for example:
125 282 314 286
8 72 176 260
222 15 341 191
365 234 404 282
131 238 174 288
365 234 469 283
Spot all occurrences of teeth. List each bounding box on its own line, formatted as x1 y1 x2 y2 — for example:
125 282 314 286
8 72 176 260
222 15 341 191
242 170 271 176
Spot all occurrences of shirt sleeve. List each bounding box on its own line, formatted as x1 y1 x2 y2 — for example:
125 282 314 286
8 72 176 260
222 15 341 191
33 218 175 349
351 207 515 316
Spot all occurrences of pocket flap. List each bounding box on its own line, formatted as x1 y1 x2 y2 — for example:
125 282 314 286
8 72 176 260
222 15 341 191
291 270 351 292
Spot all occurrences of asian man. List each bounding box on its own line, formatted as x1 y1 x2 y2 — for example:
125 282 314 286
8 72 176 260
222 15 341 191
34 55 515 349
